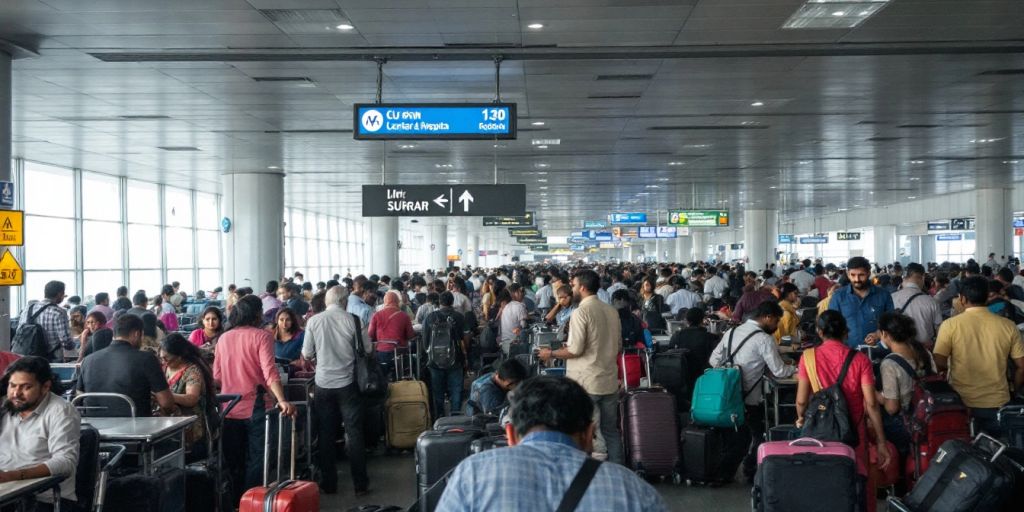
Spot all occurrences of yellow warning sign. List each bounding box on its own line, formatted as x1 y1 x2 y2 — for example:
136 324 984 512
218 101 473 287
0 250 23 285
0 210 23 246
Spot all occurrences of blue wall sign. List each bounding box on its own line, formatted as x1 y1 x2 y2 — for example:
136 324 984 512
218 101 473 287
936 234 963 241
220 217 231 233
583 220 608 229
0 181 13 209
608 212 647 224
1014 219 1024 228
927 221 950 231
778 234 795 244
353 103 517 140
799 236 829 244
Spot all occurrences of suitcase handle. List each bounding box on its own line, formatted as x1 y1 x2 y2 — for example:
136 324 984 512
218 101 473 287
972 432 1006 462
788 437 825 447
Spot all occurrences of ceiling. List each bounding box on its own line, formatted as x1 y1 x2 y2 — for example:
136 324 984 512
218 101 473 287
2 0 1024 235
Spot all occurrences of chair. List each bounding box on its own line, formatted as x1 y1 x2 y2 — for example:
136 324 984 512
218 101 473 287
70 393 136 418
210 394 240 512
75 425 127 512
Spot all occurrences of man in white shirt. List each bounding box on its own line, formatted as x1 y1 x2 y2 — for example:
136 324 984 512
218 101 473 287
891 263 943 346
703 269 728 299
606 272 627 296
448 277 472 315
666 277 702 316
790 259 816 295
534 275 554 310
655 268 674 298
499 284 529 353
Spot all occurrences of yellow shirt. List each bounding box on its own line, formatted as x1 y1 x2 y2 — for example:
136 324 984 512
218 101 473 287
565 295 623 395
817 294 832 318
774 300 799 344
934 307 1024 408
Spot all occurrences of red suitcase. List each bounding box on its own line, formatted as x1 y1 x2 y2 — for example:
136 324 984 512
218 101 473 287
618 348 649 390
240 412 319 512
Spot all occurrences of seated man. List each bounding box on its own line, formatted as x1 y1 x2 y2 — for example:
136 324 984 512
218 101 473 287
0 356 81 509
77 314 177 417
437 376 668 512
465 359 528 416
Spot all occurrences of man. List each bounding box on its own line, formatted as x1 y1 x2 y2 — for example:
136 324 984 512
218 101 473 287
790 259 816 295
709 300 795 482
995 267 1024 302
731 272 775 323
812 265 833 299
534 274 554 312
17 281 73 362
654 268 674 298
261 280 283 313
666 276 702 316
465 358 528 416
347 280 375 327
77 314 177 417
891 263 943 346
448 277 472 315
0 357 81 508
606 272 626 297
934 276 1024 436
280 282 309 317
499 284 529 353
668 308 720 395
423 292 470 417
829 256 894 348
302 285 370 496
112 286 131 311
88 292 115 330
703 267 728 300
126 291 157 331
537 270 624 464
984 252 1001 272
436 376 668 512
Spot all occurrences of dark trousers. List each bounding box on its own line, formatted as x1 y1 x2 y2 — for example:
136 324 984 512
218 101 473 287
882 410 911 457
429 364 464 418
314 383 369 493
719 404 766 481
222 396 273 502
970 407 1003 438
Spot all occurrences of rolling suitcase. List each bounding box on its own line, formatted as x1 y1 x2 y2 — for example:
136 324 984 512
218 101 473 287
621 387 681 481
767 425 802 442
240 413 319 512
753 438 858 512
902 435 1013 512
680 424 725 484
618 348 648 389
650 348 689 409
433 413 498 431
386 379 431 450
415 427 486 512
998 405 1024 449
470 435 508 454
909 377 971 480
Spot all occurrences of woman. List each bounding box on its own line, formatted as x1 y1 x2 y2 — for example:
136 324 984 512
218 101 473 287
188 306 224 347
795 310 891 508
268 307 305 363
545 285 576 329
611 289 645 348
774 283 800 344
876 312 934 457
78 311 113 362
160 333 217 461
368 290 415 378
480 276 498 321
640 276 667 333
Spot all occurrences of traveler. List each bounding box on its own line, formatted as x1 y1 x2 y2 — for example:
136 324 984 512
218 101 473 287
77 314 177 417
655 268 674 298
606 272 627 296
346 279 374 327
75 311 110 362
667 308 719 393
188 306 223 347
933 276 1024 436
876 312 934 457
465 358 528 416
159 333 217 460
112 286 132 311
279 282 309 318
266 307 305 363
16 280 73 362
169 281 184 308
666 276 701 316
0 356 81 507
415 292 440 327
368 291 415 378
813 265 833 299
828 256 894 348
260 280 283 313
795 310 891 504
890 263 942 346
774 283 800 344
497 286 528 353
436 376 669 512
703 267 729 300
302 285 370 496
790 259 816 295
447 277 472 316
213 295 297 499
639 276 667 332
995 267 1024 302
709 300 795 482
986 280 1024 324
731 272 775 323
423 292 470 417
537 270 624 464
88 292 115 329
544 284 576 329
126 291 159 338
610 289 645 348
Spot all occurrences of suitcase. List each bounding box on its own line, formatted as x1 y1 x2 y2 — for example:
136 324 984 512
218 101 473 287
753 440 858 512
415 427 486 512
681 425 725 484
618 349 648 389
540 367 565 377
470 435 509 454
105 475 163 512
386 380 431 450
650 348 689 409
909 377 971 480
620 387 681 481
998 405 1024 450
240 413 320 512
767 425 802 442
433 413 498 431
902 436 1012 512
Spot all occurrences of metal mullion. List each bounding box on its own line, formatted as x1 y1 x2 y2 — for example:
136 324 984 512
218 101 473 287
190 189 198 293
13 159 23 310
120 176 129 290
158 184 167 287
73 168 84 297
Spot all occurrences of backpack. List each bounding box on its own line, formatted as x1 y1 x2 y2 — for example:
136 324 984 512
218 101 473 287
690 329 757 428
895 292 926 314
801 348 859 447
427 312 458 370
12 303 55 359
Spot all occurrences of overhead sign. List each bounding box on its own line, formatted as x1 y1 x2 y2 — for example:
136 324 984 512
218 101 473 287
612 227 638 239
354 103 517 140
0 250 23 285
836 232 862 241
583 220 607 229
569 244 586 251
730 243 744 250
950 217 975 231
608 213 647 225
483 212 534 227
0 210 24 246
1014 219 1024 229
362 185 525 217
937 233 963 241
638 226 679 239
582 230 613 242
800 236 829 244
508 227 540 237
927 221 950 231
778 234 795 244
515 236 547 245
528 245 549 252
0 181 13 209
667 210 730 227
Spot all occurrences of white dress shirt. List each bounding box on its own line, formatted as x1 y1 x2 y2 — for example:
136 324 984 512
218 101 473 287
708 320 795 405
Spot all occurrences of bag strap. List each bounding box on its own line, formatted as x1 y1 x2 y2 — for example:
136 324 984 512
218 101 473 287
835 349 858 389
555 458 603 512
27 303 53 324
350 314 367 358
805 348 822 393
885 353 918 381
727 330 759 366
899 292 925 312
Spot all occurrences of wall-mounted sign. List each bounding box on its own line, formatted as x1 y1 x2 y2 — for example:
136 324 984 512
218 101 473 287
483 212 534 227
937 233 963 241
583 220 607 229
836 232 862 241
608 213 647 225
729 243 744 250
0 210 24 246
529 245 549 252
950 217 975 231
667 210 730 227
778 234 795 244
508 227 541 237
362 184 525 217
354 103 516 140
927 221 950 231
800 236 829 244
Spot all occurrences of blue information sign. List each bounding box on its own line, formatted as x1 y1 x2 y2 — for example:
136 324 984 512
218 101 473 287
354 103 516 140
608 213 647 224
1014 219 1024 228
569 244 586 252
583 220 608 229
936 234 963 241
0 181 13 209
778 234 795 244
799 236 829 244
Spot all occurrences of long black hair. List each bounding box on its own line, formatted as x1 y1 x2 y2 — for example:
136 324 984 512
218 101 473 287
878 311 933 375
816 310 849 342
161 333 218 425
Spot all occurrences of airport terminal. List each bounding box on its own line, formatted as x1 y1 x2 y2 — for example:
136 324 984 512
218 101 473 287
1 1 1024 511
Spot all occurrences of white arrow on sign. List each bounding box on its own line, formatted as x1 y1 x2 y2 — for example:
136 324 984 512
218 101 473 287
458 190 474 212
433 194 449 209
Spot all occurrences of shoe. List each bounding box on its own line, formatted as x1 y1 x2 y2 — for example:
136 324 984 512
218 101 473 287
354 488 370 497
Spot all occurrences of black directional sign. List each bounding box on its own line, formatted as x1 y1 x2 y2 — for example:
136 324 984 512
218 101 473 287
483 212 534 227
836 232 862 241
509 227 541 237
515 236 547 245
362 184 526 217
529 245 549 252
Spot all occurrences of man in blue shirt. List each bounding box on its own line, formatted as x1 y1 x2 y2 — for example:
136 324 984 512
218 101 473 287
465 358 528 416
829 256 894 348
346 280 374 327
437 376 668 512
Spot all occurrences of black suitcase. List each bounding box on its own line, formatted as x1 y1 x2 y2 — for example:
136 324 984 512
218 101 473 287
767 424 802 442
998 405 1024 450
470 435 509 454
184 467 219 512
752 452 857 512
650 349 689 409
681 425 724 484
903 438 1012 512
433 414 498 431
415 427 486 512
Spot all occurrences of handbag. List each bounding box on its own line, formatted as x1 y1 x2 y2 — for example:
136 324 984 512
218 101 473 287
351 314 388 399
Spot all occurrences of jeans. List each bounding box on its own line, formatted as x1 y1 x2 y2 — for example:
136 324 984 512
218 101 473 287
591 393 623 465
970 407 1003 438
429 364 464 417
315 383 369 493
222 395 274 503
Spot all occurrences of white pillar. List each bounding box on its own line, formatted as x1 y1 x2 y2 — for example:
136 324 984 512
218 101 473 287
692 231 707 262
222 172 284 292
921 235 937 264
467 234 480 268
744 209 779 272
454 221 468 268
428 223 447 272
873 225 897 266
0 50 11 349
364 217 398 277
908 236 921 264
675 236 693 263
975 188 1012 263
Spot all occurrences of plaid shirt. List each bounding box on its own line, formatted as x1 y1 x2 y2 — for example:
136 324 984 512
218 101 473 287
19 300 72 361
436 431 668 512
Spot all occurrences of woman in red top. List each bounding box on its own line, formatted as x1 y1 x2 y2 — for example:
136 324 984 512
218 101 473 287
369 290 415 379
795 310 890 511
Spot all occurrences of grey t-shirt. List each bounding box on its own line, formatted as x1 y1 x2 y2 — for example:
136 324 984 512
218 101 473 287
77 340 168 417
879 352 933 410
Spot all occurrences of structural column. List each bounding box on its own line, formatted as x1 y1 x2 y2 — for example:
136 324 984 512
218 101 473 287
691 231 707 262
364 217 398 278
744 209 779 272
467 234 480 268
907 235 921 265
428 222 447 271
222 172 284 292
676 236 693 263
975 188 1013 263
0 50 11 349
453 220 468 268
873 225 897 265
921 235 937 264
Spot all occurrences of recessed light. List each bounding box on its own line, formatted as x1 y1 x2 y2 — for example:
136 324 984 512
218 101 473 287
447 179 459 183
336 24 354 30
669 161 684 166
527 23 544 29
832 11 846 17
537 145 548 149
910 160 925 164
907 196 916 200
531 121 545 126
536 163 549 168
1004 160 1019 164
910 177 920 181
751 101 764 107
769 186 777 189
539 186 548 190
646 185 660 189
434 163 454 169
267 165 280 170
537 172 548 175
538 179 548 183
657 177 670 182
398 144 416 149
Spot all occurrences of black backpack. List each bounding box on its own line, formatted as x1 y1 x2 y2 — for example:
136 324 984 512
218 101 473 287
12 303 54 359
427 312 458 370
802 349 859 447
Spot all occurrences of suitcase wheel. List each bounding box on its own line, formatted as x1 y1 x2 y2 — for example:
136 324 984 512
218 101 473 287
672 472 682 485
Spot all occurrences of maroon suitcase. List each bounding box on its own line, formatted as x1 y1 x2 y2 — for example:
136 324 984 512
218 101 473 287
619 350 681 482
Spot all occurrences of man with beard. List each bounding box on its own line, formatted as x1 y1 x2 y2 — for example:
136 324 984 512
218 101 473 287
0 356 81 508
829 256 895 348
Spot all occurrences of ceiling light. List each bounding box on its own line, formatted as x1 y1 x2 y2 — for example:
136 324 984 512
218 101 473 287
751 101 764 107
537 172 548 175
799 160 811 165
1004 160 1020 164
539 186 548 190
447 179 459 183
537 145 548 149
657 177 670 182
907 196 916 200
909 177 920 181
646 185 660 189
398 144 416 149
434 163 454 168
832 11 846 16
538 179 548 183
859 10 871 15
336 24 355 30
536 163 549 168
636 192 650 196
910 160 925 164
783 1 889 29
769 186 777 189
527 23 544 29
267 165 280 170
669 161 684 166
838 208 848 212
683 143 710 149
531 121 545 126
